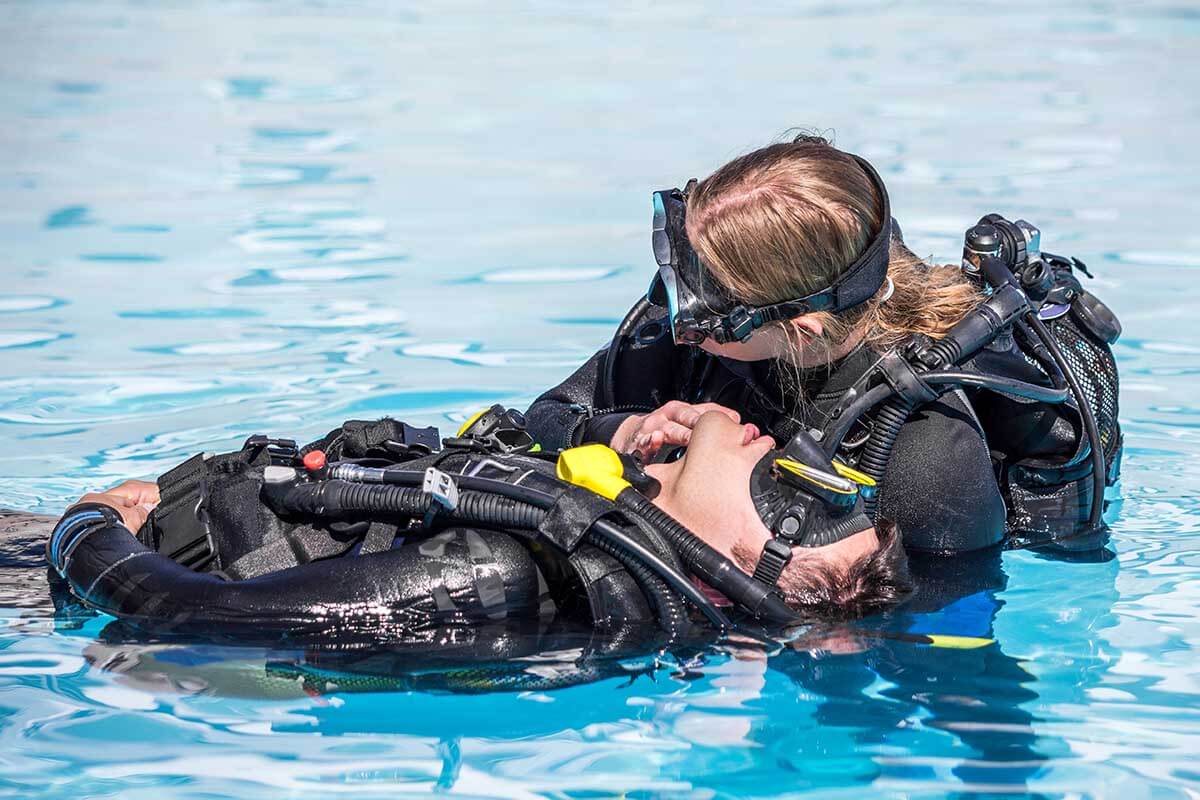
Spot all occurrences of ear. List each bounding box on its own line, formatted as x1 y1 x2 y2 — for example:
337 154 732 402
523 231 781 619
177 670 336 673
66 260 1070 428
791 314 824 339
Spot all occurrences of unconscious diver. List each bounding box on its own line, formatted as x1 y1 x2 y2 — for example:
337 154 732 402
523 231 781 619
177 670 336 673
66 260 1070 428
46 135 1124 648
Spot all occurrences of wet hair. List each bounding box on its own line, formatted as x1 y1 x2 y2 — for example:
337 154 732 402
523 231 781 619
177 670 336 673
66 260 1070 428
685 134 983 367
732 519 913 618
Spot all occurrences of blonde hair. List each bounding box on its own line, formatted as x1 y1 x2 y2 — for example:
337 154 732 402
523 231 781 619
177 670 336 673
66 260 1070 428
685 137 982 369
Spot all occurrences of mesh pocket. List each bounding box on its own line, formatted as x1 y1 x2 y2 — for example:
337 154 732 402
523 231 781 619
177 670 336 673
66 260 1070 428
1027 310 1122 471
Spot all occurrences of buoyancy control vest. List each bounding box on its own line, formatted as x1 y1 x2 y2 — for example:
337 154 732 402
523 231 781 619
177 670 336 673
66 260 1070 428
595 253 1123 552
136 417 685 632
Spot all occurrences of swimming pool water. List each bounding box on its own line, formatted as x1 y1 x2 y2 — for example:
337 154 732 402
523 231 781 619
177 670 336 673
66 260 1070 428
2 2 1199 797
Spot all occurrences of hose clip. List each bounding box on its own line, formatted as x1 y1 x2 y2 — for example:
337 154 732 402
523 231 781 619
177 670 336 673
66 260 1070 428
422 467 459 527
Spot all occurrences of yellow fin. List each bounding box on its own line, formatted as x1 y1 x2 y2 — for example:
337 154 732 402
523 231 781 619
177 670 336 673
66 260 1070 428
924 634 994 650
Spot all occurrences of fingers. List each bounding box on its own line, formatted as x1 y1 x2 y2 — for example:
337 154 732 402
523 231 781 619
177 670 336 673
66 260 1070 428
78 492 134 508
120 504 152 532
611 414 647 453
618 401 750 456
691 403 741 424
633 429 667 457
658 420 693 446
106 479 160 506
659 401 739 428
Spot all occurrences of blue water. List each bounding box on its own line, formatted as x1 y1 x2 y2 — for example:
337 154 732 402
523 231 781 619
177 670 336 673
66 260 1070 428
2 1 1199 797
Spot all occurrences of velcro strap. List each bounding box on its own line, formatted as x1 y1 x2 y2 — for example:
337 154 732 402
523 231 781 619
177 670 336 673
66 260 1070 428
537 487 616 553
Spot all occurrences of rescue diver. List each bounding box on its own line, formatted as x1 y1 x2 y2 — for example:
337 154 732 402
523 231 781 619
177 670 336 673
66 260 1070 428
525 134 1124 556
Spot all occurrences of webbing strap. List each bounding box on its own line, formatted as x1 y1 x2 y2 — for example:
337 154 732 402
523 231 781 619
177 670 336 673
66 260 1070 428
537 487 615 553
224 527 359 580
359 521 399 555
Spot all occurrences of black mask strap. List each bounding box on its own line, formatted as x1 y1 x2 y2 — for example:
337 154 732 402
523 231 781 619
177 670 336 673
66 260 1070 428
713 155 893 343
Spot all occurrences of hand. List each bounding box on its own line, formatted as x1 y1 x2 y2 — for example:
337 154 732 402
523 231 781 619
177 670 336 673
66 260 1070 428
610 401 748 458
73 479 160 532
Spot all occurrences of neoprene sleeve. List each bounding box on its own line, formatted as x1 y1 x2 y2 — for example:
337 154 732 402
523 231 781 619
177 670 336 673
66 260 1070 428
48 512 547 638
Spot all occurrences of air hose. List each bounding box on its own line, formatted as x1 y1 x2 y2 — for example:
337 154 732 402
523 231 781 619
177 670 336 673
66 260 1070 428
853 283 1029 520
553 444 799 625
857 396 915 521
601 296 654 408
1025 313 1108 529
269 470 732 631
616 490 798 625
584 522 692 638
272 479 545 530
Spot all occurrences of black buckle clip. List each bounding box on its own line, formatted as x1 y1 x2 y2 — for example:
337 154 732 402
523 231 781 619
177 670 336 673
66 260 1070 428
752 537 793 588
726 306 757 343
382 422 442 457
243 434 300 466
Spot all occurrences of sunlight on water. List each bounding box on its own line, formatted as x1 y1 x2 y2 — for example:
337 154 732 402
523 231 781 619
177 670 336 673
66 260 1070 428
2 1 1199 797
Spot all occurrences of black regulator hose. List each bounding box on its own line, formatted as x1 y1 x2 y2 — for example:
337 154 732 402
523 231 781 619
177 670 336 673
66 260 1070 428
855 283 1033 519
921 371 1070 404
857 397 915 521
601 296 654 408
1025 313 1108 529
273 473 732 630
272 480 546 531
586 520 713 634
615 489 799 625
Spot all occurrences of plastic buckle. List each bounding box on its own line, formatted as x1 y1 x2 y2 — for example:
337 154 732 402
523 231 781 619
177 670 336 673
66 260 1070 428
752 538 793 588
726 306 756 343
243 435 300 466
383 422 442 457
422 467 459 528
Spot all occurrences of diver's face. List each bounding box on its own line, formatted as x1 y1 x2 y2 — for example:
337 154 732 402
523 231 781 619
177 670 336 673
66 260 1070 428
698 315 843 368
644 412 777 561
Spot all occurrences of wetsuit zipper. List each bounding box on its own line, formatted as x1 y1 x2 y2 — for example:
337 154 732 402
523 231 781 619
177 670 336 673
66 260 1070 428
566 403 658 446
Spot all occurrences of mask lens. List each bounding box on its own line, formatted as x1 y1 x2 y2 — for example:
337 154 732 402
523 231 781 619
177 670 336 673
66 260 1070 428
657 264 683 328
651 192 671 267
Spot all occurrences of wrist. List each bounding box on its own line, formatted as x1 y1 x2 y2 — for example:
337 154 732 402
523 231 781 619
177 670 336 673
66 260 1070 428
48 503 125 575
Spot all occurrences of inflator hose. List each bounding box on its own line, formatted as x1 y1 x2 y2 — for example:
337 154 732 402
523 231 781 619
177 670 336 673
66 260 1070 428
857 397 916 521
601 296 654 408
1025 313 1108 529
616 490 799 625
275 476 732 630
585 524 692 638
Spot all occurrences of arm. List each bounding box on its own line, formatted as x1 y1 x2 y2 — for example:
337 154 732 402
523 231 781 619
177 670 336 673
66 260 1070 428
523 347 624 451
525 298 674 450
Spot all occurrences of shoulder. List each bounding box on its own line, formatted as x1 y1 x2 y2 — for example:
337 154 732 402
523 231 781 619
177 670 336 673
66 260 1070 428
876 391 1007 554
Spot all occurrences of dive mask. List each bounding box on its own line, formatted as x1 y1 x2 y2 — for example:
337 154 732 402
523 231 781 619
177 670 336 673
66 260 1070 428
646 155 894 346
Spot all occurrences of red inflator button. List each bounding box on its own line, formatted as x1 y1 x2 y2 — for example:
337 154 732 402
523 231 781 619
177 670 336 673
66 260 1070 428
302 450 327 473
